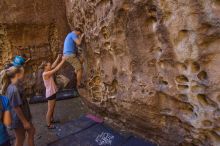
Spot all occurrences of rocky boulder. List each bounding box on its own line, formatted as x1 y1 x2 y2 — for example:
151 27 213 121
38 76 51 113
65 0 220 145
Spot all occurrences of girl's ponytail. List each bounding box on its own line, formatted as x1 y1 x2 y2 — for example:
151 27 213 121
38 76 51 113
0 70 10 95
0 66 22 95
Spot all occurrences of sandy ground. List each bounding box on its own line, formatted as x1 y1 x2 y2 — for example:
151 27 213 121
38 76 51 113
29 97 88 146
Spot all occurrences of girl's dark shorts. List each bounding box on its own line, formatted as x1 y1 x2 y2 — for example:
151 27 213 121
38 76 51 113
47 94 56 101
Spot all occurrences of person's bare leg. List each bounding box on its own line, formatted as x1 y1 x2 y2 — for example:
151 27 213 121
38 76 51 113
76 69 83 87
51 100 56 121
27 124 35 146
46 100 56 126
14 128 25 146
79 55 84 64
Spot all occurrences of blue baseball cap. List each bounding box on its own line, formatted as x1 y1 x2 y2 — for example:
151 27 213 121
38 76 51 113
13 56 26 67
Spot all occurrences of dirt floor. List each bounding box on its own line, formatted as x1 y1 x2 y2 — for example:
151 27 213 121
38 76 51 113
30 97 88 146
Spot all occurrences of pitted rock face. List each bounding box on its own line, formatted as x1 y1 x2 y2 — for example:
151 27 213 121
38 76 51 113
65 0 220 145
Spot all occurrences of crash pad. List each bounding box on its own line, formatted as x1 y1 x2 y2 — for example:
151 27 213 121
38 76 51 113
56 116 98 138
56 89 79 101
48 115 156 146
29 95 47 104
48 124 127 146
29 89 79 104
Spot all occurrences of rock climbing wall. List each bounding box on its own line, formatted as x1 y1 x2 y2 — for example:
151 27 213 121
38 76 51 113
0 0 71 96
65 0 220 145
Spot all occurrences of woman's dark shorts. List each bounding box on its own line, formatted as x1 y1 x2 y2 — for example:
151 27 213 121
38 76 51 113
47 94 56 101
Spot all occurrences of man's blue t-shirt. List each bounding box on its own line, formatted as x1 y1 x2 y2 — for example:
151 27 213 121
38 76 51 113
0 95 10 144
63 32 78 55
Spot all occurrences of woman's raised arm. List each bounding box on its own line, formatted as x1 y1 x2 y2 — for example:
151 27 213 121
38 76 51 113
44 57 66 77
51 54 62 69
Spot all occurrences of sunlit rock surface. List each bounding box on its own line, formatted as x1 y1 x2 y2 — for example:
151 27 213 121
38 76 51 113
65 0 220 145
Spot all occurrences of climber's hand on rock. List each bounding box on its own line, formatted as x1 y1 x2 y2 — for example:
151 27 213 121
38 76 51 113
58 54 62 58
81 33 85 38
62 56 67 61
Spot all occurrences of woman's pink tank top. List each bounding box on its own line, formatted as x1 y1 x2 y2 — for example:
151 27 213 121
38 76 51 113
42 72 58 98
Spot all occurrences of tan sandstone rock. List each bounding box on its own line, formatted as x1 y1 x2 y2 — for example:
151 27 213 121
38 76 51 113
65 0 220 145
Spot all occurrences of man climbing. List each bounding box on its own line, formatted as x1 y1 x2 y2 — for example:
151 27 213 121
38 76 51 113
63 27 84 89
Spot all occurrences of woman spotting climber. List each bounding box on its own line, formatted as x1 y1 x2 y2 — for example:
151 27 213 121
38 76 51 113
2 66 35 146
63 27 84 90
40 54 65 129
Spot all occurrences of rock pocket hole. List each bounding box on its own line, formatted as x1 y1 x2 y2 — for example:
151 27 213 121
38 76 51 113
159 80 168 86
104 42 111 49
178 85 189 90
176 75 189 83
179 104 194 114
177 94 188 102
149 92 154 95
101 26 110 39
175 30 188 44
197 94 209 105
191 62 200 73
158 77 168 86
197 71 208 80
191 84 206 92
88 82 94 87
